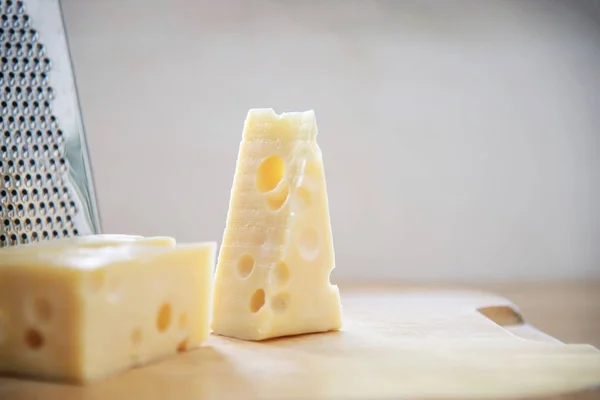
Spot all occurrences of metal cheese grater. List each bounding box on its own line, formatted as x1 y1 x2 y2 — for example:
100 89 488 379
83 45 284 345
0 0 101 248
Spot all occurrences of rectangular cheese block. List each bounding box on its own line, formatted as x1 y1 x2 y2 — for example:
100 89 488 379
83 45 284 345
212 109 342 341
0 239 216 383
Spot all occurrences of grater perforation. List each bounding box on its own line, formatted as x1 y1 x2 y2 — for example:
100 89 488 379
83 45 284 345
0 0 101 248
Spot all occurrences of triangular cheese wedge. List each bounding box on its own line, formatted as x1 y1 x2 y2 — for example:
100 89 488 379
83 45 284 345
212 109 342 340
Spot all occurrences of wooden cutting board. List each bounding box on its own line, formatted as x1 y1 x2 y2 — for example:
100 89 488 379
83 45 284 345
1 285 599 400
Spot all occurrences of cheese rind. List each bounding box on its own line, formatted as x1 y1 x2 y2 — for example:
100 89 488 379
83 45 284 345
212 109 342 341
0 240 216 383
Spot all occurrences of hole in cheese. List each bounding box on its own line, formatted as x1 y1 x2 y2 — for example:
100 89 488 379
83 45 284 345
266 183 289 211
305 161 320 178
25 328 44 350
256 155 285 193
237 254 255 278
178 313 188 330
258 231 268 246
298 228 320 260
328 267 338 286
297 186 311 207
89 268 106 293
177 338 188 353
300 161 321 191
131 328 142 345
33 297 52 323
106 277 122 304
156 303 172 333
250 289 266 313
271 261 290 286
271 292 291 313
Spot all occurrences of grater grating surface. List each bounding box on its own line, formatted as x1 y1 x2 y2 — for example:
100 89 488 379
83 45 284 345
0 0 101 248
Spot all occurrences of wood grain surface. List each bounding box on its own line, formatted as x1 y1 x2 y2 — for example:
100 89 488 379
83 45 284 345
0 282 599 400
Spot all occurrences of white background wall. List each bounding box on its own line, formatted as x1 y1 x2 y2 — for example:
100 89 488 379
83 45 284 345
61 0 600 282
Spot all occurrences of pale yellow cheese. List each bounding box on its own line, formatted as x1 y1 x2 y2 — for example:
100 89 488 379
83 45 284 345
0 241 216 383
212 109 342 341
1 234 176 254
